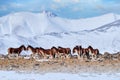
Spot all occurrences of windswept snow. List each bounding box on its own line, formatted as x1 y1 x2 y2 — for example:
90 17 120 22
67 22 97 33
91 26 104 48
0 71 120 80
0 12 120 54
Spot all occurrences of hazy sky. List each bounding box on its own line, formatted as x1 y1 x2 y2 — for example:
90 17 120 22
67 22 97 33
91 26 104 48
0 0 120 19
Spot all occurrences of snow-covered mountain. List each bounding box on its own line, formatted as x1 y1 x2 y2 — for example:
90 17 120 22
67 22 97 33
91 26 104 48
0 12 120 54
0 12 119 36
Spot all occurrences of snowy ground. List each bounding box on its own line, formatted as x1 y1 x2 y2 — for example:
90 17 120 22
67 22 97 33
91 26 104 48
0 71 120 80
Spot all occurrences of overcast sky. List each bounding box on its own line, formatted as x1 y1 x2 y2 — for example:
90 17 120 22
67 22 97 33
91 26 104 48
0 0 120 19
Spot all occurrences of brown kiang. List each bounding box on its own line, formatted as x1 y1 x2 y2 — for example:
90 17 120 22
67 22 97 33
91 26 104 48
87 46 99 59
73 45 99 59
8 45 26 55
58 46 71 58
7 45 99 59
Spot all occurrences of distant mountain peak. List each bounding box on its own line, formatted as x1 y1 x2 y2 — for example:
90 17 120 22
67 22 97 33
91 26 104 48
42 10 57 17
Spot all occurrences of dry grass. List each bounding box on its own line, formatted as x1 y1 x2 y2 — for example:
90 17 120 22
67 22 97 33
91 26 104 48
0 58 120 73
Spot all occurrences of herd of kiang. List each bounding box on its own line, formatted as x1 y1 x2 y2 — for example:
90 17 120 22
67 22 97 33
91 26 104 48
7 45 120 61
